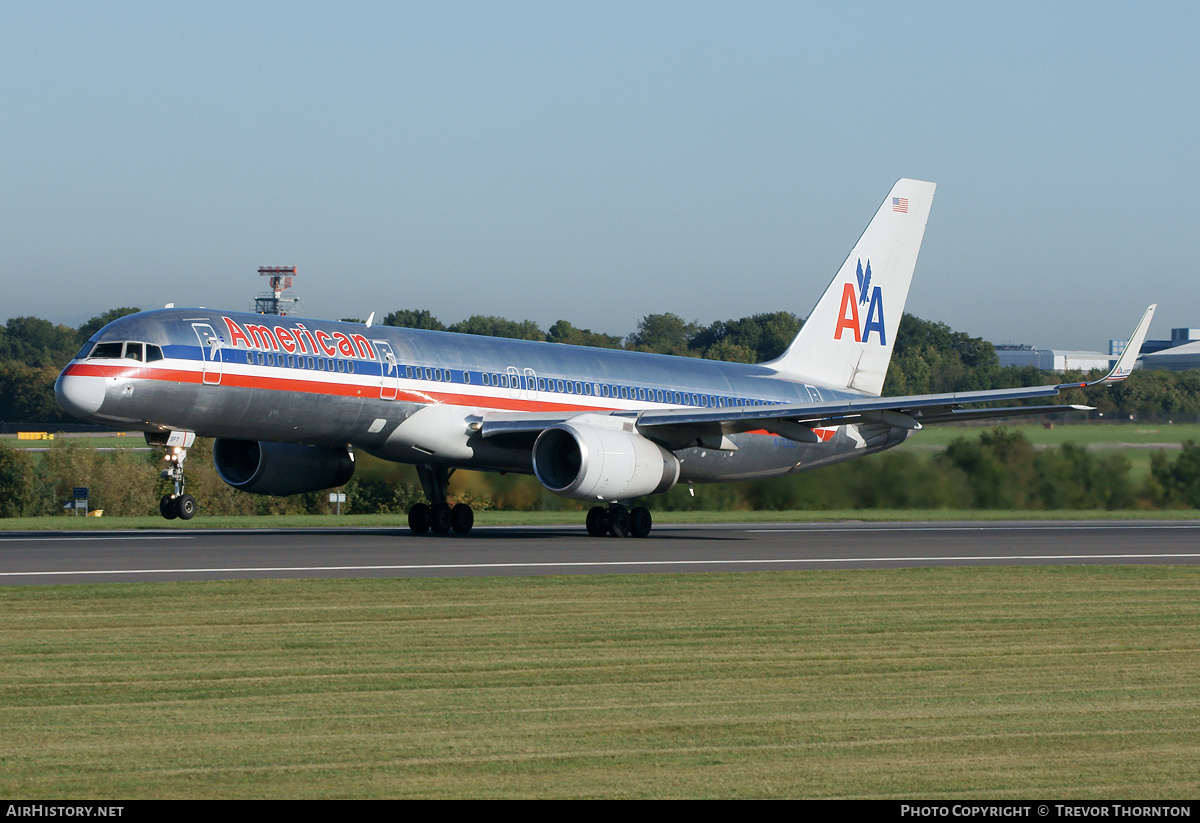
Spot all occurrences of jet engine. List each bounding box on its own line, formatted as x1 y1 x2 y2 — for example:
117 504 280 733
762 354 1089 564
213 439 355 496
532 421 680 501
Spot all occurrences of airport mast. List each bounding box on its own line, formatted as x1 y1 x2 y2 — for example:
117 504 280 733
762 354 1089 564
253 266 302 316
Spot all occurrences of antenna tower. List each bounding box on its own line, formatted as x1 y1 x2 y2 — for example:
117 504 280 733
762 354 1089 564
253 266 302 316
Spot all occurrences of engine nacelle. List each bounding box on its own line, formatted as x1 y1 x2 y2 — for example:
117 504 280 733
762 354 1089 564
213 439 355 496
532 421 680 501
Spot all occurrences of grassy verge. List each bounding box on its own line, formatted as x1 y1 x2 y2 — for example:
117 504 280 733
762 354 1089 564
2 508 1200 530
2 568 1197 798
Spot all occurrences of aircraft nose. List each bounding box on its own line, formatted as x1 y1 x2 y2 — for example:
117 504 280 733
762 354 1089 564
55 366 106 418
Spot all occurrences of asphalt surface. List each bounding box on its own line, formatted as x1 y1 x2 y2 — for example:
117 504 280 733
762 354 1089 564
2 520 1199 585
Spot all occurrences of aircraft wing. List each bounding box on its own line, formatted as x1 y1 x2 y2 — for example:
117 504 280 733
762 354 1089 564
479 305 1155 448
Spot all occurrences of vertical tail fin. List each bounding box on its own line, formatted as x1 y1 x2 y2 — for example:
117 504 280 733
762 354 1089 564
766 178 936 396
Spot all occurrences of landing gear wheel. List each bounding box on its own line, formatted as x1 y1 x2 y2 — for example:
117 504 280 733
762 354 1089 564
451 503 474 535
607 504 631 538
176 494 197 521
160 494 178 520
408 503 431 535
586 506 609 537
430 502 453 535
629 506 652 538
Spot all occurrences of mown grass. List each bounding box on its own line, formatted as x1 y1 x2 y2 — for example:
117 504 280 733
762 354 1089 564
1 568 1198 798
3 508 1200 531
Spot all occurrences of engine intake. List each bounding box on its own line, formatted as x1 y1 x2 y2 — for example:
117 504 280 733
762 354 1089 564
213 439 355 496
532 422 679 501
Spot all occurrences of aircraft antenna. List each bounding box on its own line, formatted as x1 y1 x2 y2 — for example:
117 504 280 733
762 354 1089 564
252 266 303 316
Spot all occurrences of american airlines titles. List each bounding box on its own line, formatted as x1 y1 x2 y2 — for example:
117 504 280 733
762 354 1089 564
221 317 376 361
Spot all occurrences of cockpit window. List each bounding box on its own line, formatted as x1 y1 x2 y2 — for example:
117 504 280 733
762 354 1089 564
90 342 124 359
81 340 164 361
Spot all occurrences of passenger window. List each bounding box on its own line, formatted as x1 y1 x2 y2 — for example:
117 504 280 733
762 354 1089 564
556 380 564 392
347 361 355 373
538 378 546 391
463 371 471 384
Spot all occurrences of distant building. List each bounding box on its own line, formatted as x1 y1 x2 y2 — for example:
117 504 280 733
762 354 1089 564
1142 340 1200 371
999 327 1200 373
995 344 1113 372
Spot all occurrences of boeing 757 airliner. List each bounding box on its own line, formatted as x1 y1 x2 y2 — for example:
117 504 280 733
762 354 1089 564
55 179 1156 536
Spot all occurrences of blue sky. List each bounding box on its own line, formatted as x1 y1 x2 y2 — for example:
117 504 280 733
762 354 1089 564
2 1 1196 350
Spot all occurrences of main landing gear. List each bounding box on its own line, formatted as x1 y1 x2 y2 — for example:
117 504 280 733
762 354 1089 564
149 431 198 521
586 504 653 538
407 464 474 536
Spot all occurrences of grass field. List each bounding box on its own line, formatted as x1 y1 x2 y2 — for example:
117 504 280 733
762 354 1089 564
2 567 1198 798
2 508 1200 531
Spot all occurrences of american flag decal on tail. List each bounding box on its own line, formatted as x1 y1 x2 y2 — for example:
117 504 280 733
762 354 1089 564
892 197 908 213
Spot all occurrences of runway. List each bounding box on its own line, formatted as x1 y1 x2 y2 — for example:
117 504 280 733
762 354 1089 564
2 520 1199 585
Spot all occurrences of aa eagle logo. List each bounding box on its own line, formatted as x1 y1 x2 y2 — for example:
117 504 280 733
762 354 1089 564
833 258 887 345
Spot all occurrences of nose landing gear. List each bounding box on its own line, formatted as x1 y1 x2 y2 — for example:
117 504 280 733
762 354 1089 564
148 431 197 521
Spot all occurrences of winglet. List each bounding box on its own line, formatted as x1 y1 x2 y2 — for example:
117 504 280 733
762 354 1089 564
1068 304 1156 388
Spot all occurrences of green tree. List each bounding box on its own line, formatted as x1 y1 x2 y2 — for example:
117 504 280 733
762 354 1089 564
1033 443 1134 509
546 320 624 349
382 309 446 331
447 315 546 341
941 428 1037 508
690 312 802 362
0 363 65 423
1149 440 1200 507
626 313 699 356
0 442 38 517
0 317 79 368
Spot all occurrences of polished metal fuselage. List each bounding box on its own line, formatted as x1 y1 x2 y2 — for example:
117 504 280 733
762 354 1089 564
56 308 911 484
